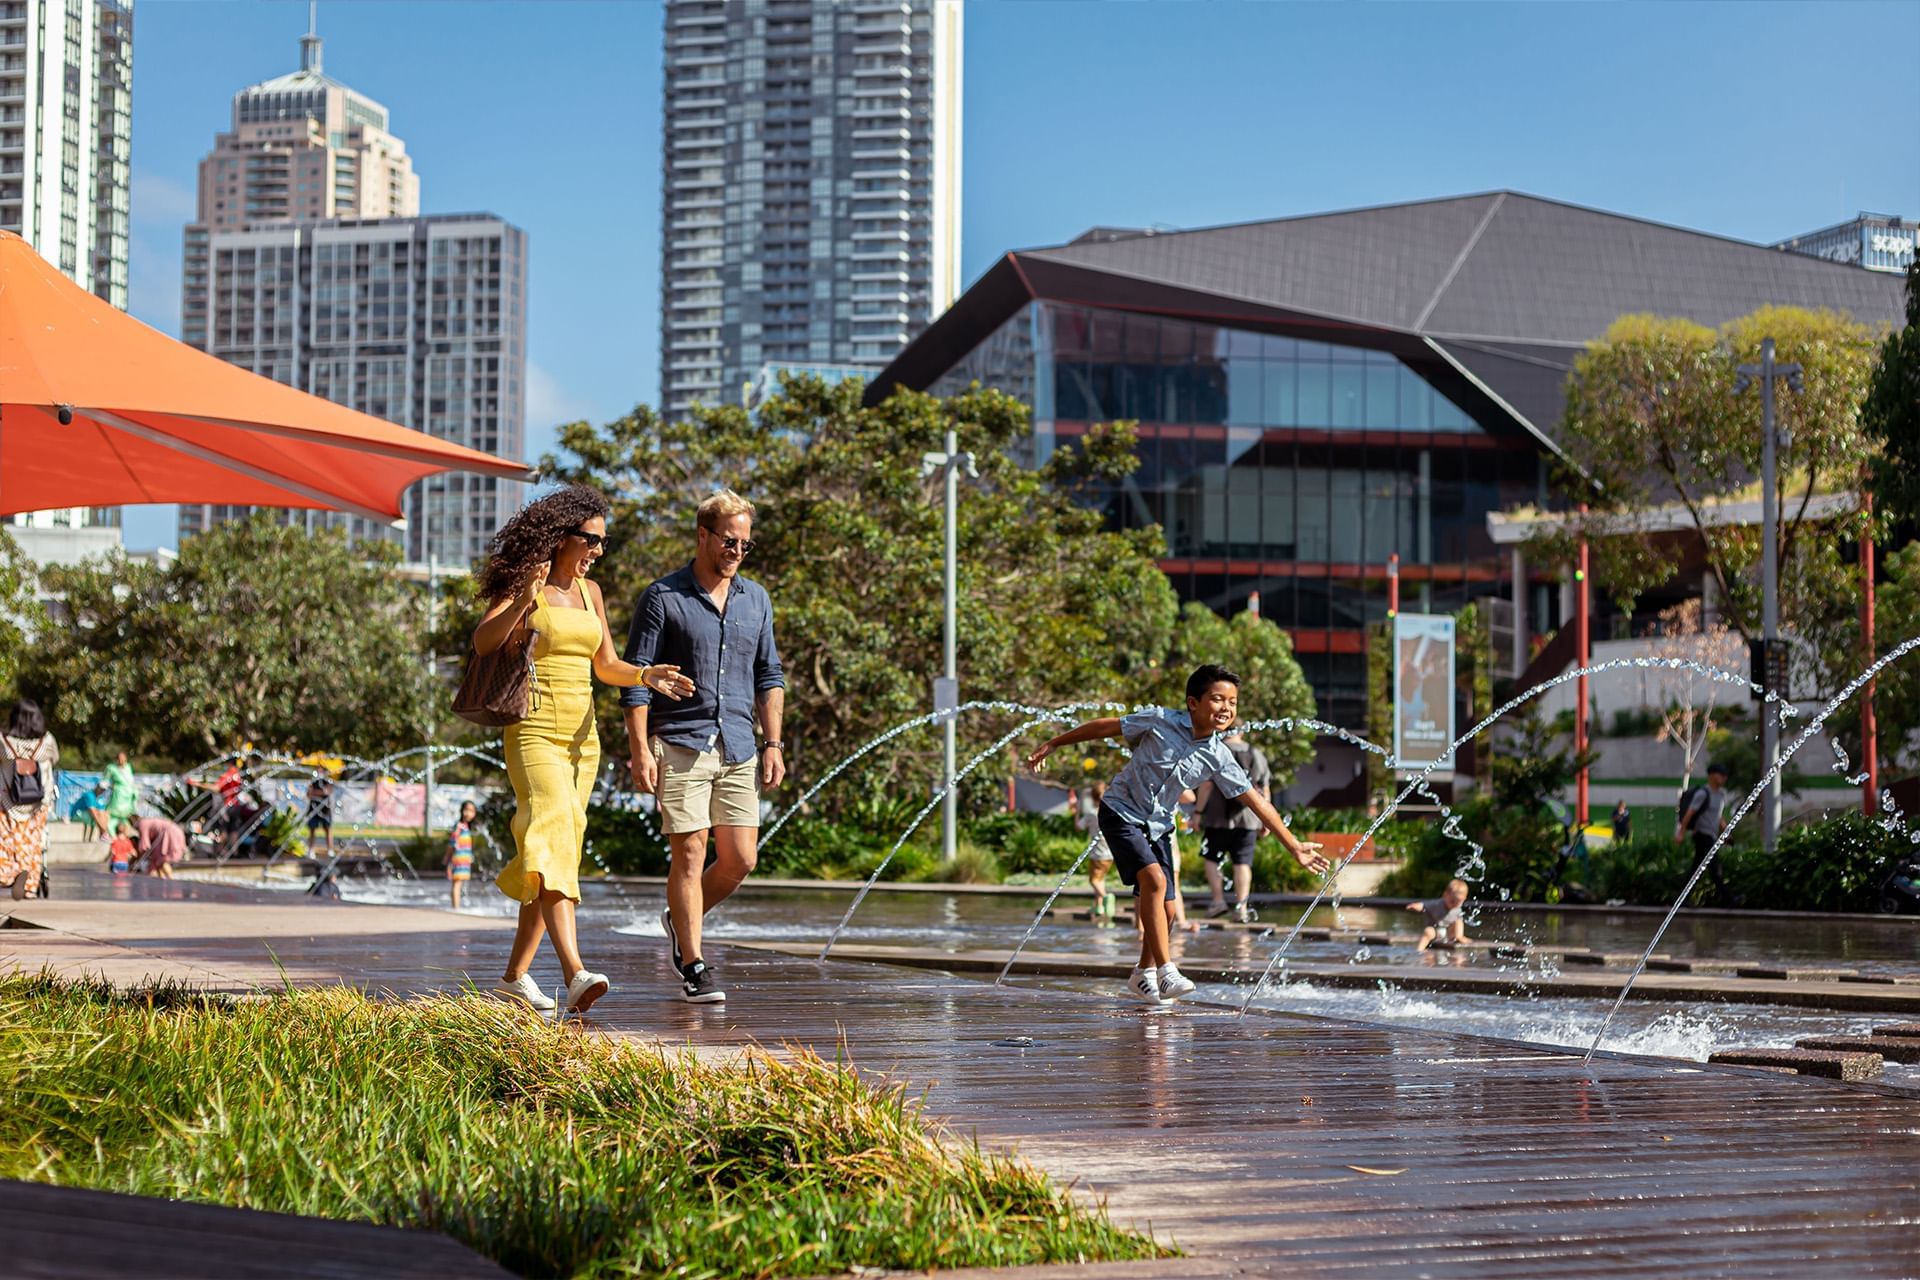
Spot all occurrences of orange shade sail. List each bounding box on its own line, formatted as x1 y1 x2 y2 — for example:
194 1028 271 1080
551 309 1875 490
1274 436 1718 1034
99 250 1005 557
0 231 535 522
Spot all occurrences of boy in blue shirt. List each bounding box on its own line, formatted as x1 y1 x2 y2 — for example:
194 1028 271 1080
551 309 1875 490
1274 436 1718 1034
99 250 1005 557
1025 664 1329 1004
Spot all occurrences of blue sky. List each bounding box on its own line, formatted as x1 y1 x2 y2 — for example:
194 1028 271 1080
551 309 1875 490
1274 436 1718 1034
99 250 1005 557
118 0 1920 550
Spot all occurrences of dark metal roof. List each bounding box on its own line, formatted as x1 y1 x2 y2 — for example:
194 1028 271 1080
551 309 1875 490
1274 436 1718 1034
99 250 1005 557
866 191 1909 448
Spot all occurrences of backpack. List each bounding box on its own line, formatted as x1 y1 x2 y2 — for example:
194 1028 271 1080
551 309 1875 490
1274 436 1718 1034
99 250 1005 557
1676 784 1705 829
3 735 45 809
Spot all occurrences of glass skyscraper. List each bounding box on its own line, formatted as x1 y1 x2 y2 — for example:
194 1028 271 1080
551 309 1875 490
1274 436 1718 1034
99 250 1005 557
659 0 962 419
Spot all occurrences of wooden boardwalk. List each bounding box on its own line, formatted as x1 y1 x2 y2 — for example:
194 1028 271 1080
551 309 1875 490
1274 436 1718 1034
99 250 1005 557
573 944 1920 1279
0 1180 510 1279
8 874 1920 1277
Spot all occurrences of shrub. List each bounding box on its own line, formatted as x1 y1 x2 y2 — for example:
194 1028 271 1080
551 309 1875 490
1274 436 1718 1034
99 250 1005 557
1731 811 1913 912
580 805 670 876
845 841 939 883
923 841 1002 884
1550 813 1907 911
1249 838 1322 893
1580 832 1697 904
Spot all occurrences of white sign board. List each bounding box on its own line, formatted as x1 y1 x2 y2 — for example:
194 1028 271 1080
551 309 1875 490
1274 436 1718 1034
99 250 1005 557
1393 613 1456 776
932 677 959 714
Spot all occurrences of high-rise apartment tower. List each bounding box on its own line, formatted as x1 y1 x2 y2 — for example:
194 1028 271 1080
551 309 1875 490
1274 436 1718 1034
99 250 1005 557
181 25 418 351
659 0 961 419
0 0 133 534
177 33 527 567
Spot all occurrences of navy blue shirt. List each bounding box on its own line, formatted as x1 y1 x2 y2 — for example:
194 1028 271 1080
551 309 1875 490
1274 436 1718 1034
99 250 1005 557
620 563 784 765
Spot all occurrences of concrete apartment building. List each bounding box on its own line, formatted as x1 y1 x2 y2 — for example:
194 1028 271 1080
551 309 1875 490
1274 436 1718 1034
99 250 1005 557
659 0 961 419
177 32 527 568
1 0 133 535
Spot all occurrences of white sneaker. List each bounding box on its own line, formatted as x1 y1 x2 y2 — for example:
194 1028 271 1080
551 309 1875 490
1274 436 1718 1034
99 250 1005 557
1157 963 1197 1000
1127 966 1164 1005
564 968 610 1014
493 973 556 1012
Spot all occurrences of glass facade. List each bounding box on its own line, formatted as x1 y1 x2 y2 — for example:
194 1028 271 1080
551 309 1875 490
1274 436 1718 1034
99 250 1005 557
934 301 1546 727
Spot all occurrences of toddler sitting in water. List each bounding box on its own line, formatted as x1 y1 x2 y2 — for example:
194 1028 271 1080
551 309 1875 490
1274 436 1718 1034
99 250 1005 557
1407 879 1471 951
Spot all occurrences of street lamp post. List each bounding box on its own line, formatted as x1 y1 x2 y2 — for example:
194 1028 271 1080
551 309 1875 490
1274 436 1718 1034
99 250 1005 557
1734 338 1802 854
922 428 975 861
423 549 437 835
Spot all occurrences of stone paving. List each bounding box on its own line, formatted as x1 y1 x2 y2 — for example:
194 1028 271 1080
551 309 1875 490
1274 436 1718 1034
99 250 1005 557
7 872 1920 1278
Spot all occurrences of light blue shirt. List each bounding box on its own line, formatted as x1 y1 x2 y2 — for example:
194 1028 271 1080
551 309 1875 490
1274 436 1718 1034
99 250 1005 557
1103 707 1253 841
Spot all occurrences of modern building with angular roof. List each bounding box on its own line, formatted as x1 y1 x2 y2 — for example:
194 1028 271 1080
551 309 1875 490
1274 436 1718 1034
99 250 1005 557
864 192 1906 746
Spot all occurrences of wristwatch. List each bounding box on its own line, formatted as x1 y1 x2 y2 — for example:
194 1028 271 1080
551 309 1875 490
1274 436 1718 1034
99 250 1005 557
759 740 784 753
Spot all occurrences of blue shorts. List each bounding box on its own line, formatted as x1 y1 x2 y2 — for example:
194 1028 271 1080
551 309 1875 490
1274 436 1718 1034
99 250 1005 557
1203 827 1258 867
1097 803 1176 901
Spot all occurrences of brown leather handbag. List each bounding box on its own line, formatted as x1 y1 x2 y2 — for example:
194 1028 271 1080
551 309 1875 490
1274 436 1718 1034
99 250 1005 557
452 624 541 727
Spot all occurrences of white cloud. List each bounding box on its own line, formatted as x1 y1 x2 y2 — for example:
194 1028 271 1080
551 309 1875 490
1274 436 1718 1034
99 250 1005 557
131 171 197 226
126 171 193 334
522 360 603 466
526 360 598 429
128 231 182 335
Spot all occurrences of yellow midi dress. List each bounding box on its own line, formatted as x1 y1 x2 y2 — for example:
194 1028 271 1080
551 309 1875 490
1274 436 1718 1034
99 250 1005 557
497 591 603 904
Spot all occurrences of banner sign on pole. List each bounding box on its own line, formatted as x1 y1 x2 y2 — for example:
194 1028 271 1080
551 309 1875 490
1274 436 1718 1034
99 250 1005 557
1393 613 1456 777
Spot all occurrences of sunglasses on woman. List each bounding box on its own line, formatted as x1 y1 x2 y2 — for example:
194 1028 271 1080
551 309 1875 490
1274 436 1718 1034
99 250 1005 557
567 528 606 549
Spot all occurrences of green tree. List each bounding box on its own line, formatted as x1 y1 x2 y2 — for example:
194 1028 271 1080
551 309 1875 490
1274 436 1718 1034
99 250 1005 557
0 529 44 701
23 516 441 765
1544 307 1882 642
1864 262 1920 545
533 377 1316 808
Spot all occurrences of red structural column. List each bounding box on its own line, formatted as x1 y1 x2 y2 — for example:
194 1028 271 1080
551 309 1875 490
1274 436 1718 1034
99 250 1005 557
1862 493 1878 816
1575 516 1591 827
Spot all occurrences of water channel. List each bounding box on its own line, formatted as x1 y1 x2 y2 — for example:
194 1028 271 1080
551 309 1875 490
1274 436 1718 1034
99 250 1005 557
323 875 1920 1083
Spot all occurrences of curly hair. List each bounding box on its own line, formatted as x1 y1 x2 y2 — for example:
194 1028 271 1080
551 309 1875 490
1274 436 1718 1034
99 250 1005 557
477 484 611 602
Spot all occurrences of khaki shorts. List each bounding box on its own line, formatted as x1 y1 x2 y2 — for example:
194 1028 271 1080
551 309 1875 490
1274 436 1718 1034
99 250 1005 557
652 738 761 834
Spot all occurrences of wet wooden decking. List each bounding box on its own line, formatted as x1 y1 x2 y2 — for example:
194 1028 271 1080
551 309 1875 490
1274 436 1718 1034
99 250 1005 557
0 1179 512 1279
8 874 1920 1277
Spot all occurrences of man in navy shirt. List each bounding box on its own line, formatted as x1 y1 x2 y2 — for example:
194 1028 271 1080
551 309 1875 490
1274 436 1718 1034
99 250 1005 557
623 489 786 1004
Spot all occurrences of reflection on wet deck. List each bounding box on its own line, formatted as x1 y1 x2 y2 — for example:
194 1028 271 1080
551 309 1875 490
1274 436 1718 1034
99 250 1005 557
13 873 1920 1277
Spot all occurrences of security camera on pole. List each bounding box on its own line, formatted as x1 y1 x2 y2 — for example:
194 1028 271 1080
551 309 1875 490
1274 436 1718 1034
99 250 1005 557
1733 337 1802 854
922 428 976 861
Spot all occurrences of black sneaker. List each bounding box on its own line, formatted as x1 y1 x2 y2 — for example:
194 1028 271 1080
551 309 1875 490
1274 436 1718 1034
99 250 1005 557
679 959 726 1004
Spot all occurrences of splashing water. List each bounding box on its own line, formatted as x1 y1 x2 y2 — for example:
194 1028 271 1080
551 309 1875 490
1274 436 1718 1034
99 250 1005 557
816 703 1126 961
762 700 1126 852
1580 634 1920 1065
992 714 1399 988
994 831 1104 986
1237 656 1774 1015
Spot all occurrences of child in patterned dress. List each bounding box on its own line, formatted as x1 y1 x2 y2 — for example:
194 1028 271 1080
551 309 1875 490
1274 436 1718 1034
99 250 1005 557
447 800 478 910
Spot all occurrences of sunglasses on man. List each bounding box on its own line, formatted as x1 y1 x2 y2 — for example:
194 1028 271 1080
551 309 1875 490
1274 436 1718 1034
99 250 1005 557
702 530 756 555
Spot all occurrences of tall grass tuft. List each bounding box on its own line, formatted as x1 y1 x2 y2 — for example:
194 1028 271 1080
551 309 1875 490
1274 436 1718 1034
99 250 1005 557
1 974 1164 1279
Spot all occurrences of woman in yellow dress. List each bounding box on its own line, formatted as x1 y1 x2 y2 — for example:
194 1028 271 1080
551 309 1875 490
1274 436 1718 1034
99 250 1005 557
472 486 693 1016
